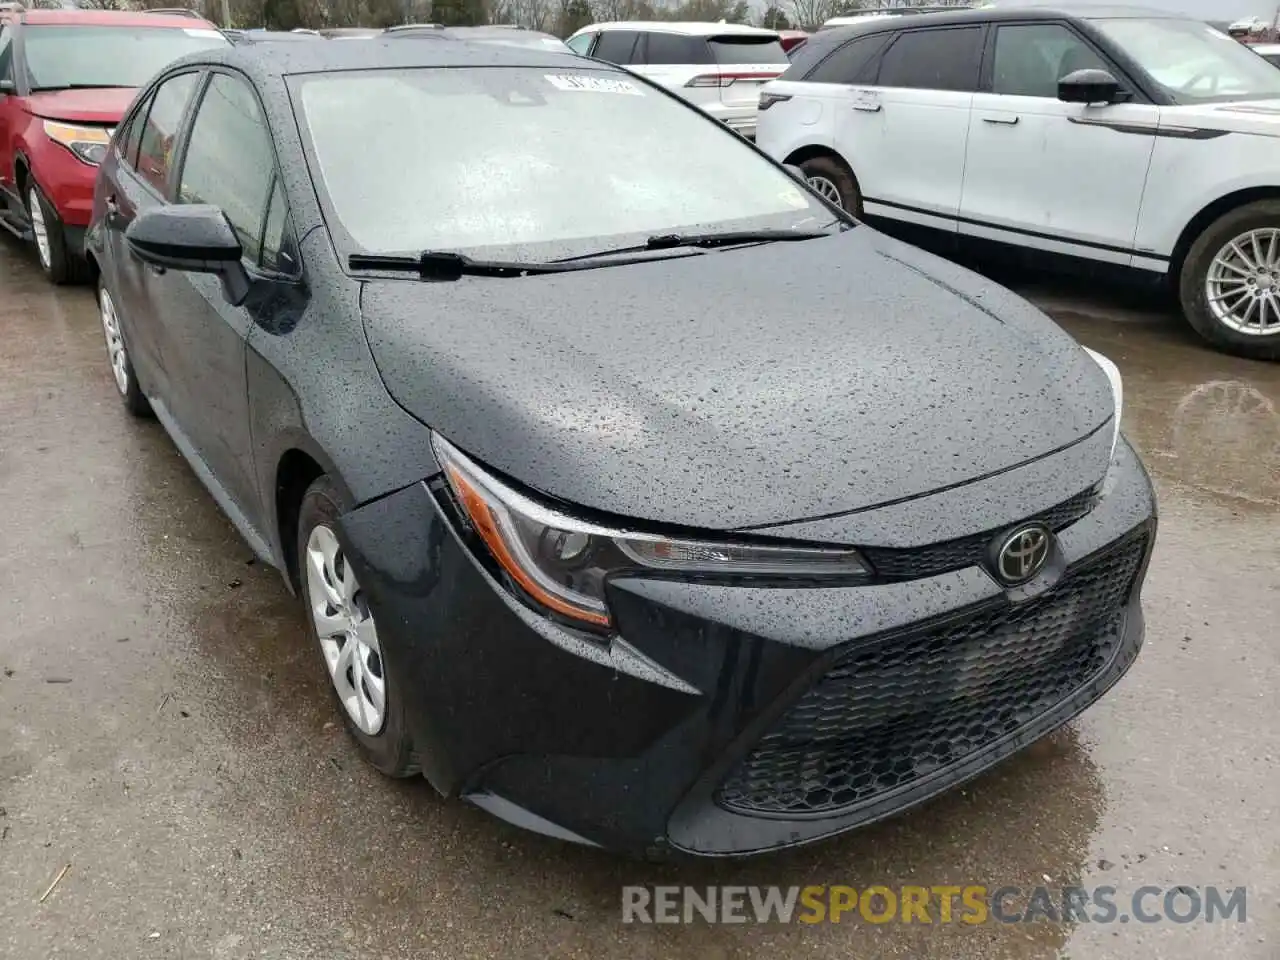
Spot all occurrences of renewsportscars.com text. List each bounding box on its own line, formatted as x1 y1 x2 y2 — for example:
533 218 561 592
621 884 1248 925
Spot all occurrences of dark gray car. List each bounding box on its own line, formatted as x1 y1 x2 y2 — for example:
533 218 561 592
85 39 1155 857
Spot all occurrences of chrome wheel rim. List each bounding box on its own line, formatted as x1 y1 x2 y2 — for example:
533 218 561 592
27 188 50 270
99 287 130 395
1205 228 1280 336
806 175 844 208
305 525 385 736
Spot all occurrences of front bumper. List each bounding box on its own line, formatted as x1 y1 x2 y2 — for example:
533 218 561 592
337 438 1156 857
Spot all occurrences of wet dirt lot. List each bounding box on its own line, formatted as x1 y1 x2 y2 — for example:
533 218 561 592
0 236 1276 960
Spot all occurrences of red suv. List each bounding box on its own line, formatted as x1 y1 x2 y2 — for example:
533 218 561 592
0 8 228 283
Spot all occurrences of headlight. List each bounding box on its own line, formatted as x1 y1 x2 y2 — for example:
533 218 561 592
1083 346 1123 459
43 121 111 166
431 434 869 631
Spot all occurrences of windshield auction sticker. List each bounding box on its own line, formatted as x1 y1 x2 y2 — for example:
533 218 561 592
545 75 643 95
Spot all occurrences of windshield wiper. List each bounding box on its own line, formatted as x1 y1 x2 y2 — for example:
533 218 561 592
549 228 837 263
349 250 583 280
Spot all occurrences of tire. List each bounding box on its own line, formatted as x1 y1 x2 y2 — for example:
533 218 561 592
1179 200 1280 361
25 182 89 285
98 279 153 418
798 154 863 217
297 475 419 778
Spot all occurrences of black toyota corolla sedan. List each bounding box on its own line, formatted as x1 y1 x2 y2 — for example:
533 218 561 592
86 39 1155 857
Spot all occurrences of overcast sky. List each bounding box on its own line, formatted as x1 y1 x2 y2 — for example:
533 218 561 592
1144 0 1279 18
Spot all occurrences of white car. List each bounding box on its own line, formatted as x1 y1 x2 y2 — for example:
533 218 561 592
756 6 1280 360
566 21 788 139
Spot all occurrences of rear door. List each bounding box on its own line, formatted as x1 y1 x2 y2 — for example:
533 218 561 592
835 25 985 232
102 69 203 394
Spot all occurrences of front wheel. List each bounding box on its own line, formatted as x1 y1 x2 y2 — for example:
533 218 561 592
26 183 87 285
1179 201 1280 360
298 475 419 778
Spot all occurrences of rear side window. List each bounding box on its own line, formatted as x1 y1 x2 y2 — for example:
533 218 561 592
806 33 891 83
136 71 200 194
116 96 149 168
593 30 640 64
644 32 709 65
876 26 983 91
709 35 786 65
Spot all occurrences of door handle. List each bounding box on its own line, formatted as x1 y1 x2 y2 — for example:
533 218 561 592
852 103 882 112
982 115 1019 125
104 195 122 226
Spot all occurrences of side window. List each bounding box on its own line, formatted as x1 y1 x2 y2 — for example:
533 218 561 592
875 26 984 92
259 177 297 275
0 26 12 85
806 33 890 84
992 24 1109 98
645 33 708 65
117 94 152 169
592 30 641 65
566 32 594 55
136 72 200 194
178 73 275 264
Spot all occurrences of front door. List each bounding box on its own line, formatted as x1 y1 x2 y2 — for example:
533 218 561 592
959 22 1158 266
835 25 985 232
141 70 277 522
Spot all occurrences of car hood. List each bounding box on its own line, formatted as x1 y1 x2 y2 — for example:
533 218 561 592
1166 97 1280 135
22 87 136 124
361 229 1114 531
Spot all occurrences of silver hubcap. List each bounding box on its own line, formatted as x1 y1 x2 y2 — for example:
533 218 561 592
99 287 129 395
806 175 844 208
1206 228 1280 336
27 187 50 270
305 525 385 736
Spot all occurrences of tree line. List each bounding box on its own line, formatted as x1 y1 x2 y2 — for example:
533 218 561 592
77 0 968 37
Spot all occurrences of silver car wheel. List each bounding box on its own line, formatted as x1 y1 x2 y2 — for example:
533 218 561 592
27 187 51 271
806 175 844 208
1205 227 1280 336
305 524 386 736
99 286 130 395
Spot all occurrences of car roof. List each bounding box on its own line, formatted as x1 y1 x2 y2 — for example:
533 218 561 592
18 7 218 28
573 21 780 37
810 2 1190 32
166 33 595 81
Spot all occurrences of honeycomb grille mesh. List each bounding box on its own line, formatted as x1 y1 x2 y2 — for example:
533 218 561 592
716 531 1147 818
862 487 1098 580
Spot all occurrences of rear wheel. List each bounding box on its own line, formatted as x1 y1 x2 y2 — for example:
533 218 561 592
1179 200 1280 360
98 279 152 417
798 154 862 217
298 475 419 778
25 183 87 285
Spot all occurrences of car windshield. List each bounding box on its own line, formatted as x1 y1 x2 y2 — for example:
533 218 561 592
1090 16 1280 103
22 24 228 90
294 66 834 261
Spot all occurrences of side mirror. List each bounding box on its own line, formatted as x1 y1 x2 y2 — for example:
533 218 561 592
125 204 250 306
1058 68 1123 105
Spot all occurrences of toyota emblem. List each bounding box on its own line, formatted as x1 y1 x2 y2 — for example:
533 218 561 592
993 525 1052 584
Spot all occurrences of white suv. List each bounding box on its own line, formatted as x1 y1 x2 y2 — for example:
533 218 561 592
756 7 1280 360
567 22 788 139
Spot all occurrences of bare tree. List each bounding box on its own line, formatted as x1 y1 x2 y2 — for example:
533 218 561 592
785 0 840 30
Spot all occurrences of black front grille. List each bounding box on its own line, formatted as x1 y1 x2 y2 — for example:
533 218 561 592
716 529 1148 818
862 487 1098 580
